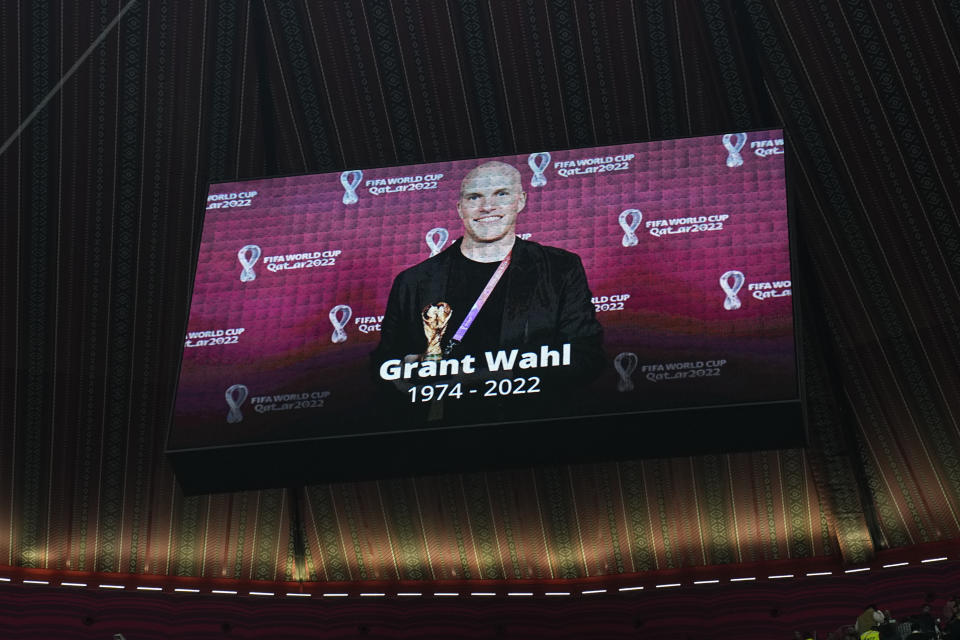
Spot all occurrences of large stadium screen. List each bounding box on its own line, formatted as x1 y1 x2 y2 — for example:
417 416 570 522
169 130 801 491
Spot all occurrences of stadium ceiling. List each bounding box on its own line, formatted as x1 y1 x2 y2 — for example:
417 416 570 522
1 0 959 587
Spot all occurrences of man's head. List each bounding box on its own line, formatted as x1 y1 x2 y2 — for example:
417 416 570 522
457 161 526 245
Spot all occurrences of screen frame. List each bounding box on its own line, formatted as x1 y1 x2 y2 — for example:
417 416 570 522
167 126 806 494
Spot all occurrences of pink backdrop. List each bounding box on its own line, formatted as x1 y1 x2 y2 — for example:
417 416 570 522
173 131 794 449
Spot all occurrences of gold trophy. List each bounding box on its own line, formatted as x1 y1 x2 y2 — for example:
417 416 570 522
421 302 453 361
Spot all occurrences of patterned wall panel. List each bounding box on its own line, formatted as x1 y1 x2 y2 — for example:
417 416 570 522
744 0 960 552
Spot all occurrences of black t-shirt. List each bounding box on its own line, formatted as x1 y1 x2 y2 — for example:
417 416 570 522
443 249 510 357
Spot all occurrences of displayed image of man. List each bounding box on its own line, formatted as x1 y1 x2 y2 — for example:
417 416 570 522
372 160 604 421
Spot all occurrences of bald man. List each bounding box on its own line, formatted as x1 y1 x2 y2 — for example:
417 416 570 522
371 161 604 424
456 161 528 263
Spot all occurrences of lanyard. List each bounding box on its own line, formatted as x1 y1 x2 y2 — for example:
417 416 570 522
444 251 512 355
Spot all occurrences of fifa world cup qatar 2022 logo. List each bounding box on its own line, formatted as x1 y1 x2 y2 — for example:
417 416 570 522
237 244 261 282
225 384 248 423
614 352 638 392
329 304 352 343
425 227 449 257
618 209 642 247
720 270 745 310
722 133 748 168
527 152 551 188
340 170 363 205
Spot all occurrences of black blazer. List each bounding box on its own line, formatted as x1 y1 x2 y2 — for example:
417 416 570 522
372 237 604 382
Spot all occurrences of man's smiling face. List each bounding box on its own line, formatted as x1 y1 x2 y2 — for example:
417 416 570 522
457 162 526 245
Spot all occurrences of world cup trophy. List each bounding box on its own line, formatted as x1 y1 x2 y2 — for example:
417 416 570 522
421 302 453 361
